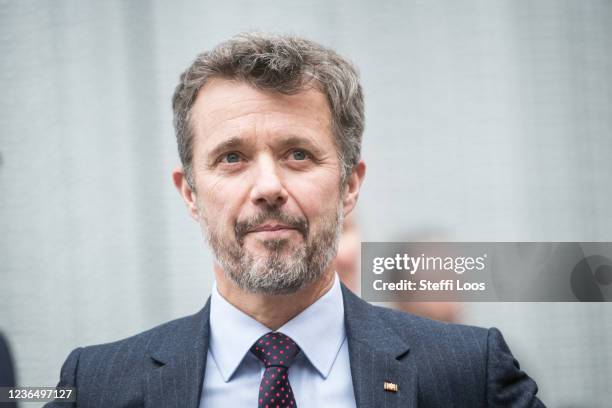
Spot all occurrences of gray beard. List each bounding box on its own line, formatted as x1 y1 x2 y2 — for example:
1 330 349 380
203 204 343 295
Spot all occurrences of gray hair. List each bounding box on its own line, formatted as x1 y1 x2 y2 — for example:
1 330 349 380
172 32 364 188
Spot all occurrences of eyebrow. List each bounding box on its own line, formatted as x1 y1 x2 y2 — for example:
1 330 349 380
206 134 326 161
206 136 248 161
275 135 325 155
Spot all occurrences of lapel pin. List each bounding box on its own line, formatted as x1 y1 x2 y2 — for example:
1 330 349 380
384 381 398 392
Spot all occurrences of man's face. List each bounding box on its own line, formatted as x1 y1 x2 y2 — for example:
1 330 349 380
181 78 350 295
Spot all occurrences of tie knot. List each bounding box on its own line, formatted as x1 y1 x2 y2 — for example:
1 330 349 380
251 332 300 368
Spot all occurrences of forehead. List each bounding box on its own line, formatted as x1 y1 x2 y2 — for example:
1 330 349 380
190 78 334 151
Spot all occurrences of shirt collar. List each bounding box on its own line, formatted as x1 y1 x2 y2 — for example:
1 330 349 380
209 274 346 382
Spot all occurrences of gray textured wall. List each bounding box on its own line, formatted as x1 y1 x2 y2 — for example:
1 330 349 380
1 1 611 406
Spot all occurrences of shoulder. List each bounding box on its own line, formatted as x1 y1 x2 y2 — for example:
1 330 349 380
365 302 492 384
81 311 197 357
46 305 211 408
69 304 209 379
348 298 544 407
371 302 489 349
342 285 489 357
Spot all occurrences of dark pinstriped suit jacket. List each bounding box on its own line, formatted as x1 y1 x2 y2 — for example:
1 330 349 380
45 284 544 407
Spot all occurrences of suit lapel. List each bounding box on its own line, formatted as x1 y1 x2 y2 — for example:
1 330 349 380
342 285 418 408
144 298 211 408
140 287 417 407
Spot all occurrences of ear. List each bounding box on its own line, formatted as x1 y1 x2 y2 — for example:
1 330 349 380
172 166 200 222
342 160 366 217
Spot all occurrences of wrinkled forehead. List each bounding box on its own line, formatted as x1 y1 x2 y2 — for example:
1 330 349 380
189 78 335 152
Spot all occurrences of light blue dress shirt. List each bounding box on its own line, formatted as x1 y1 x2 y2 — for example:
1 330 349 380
200 274 357 407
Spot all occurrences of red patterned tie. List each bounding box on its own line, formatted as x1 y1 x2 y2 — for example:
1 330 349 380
251 332 300 408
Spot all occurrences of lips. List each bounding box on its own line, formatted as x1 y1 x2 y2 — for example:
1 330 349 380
234 211 309 244
248 224 296 233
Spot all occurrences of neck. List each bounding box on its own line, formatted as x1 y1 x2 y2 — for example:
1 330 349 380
214 267 336 330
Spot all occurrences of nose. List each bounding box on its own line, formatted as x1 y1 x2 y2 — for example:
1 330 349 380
249 155 288 208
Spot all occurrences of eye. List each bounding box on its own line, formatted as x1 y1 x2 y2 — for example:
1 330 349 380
221 152 241 163
290 150 308 161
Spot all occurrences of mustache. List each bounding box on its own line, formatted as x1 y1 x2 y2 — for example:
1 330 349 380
235 208 309 243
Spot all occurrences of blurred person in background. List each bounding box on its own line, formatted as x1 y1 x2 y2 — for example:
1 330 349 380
390 230 462 323
0 331 17 408
334 219 461 322
334 213 361 294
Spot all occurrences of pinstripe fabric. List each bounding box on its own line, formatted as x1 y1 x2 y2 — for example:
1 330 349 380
342 286 544 407
45 285 544 407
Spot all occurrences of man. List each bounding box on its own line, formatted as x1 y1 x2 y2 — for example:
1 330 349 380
0 331 18 408
47 33 544 407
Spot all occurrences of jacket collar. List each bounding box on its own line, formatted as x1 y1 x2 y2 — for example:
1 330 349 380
143 285 417 408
